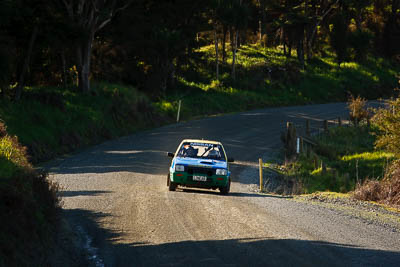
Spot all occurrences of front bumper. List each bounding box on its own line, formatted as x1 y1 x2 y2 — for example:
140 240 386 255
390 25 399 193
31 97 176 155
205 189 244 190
170 171 229 188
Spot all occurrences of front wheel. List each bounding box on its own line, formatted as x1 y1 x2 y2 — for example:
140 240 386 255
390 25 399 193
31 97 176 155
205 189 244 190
168 173 177 191
219 178 230 195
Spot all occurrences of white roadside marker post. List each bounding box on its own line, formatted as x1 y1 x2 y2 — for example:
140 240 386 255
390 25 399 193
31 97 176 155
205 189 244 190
176 100 182 122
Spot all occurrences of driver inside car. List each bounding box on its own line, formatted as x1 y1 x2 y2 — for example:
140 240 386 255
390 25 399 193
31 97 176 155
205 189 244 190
182 144 197 157
207 149 220 160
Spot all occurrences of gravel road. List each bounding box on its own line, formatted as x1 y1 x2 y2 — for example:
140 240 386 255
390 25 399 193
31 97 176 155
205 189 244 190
49 102 400 266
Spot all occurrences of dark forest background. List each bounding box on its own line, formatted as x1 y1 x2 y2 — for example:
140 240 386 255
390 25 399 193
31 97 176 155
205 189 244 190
0 0 399 99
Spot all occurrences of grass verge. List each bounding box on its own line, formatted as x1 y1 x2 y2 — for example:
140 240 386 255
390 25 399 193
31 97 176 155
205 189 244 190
265 125 395 194
0 121 60 266
0 82 169 163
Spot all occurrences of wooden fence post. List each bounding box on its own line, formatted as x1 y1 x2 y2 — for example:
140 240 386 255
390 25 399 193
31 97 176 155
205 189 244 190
321 161 327 174
285 122 297 162
306 119 310 136
259 158 263 192
338 117 342 126
323 120 328 132
300 137 304 154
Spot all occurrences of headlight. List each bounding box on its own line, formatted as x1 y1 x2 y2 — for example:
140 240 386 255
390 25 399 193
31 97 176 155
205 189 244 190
175 165 184 172
216 169 227 176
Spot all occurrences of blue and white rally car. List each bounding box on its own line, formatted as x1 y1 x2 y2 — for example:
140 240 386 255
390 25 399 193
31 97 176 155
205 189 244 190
167 139 234 194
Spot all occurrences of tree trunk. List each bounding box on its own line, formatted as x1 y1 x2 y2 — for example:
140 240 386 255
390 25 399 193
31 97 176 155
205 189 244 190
77 31 94 93
15 25 38 101
230 27 234 52
355 11 362 30
61 49 67 89
160 59 168 98
82 32 94 93
259 0 266 47
283 41 287 56
214 29 219 81
168 62 175 89
76 46 83 88
222 25 227 63
297 36 305 69
281 27 285 54
231 29 238 81
306 0 339 61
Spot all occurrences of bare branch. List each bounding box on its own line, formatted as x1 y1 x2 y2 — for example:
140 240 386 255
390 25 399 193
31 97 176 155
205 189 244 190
95 0 132 32
61 0 74 17
309 0 339 47
77 0 85 16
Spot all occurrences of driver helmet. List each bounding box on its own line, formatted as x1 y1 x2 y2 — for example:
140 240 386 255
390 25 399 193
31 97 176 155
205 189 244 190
184 144 196 157
208 149 219 159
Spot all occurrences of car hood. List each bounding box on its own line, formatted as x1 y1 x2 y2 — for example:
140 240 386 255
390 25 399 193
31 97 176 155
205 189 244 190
174 157 227 169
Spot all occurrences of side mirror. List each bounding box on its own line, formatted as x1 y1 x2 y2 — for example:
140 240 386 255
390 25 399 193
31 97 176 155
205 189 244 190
228 158 234 163
167 152 175 158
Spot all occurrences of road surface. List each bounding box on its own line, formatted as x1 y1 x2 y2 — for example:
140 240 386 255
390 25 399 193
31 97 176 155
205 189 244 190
49 102 400 266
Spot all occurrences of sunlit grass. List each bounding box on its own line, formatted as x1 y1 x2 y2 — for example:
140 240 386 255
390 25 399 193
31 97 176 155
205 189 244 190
266 124 396 194
0 82 157 163
186 44 399 114
342 151 394 162
290 126 395 193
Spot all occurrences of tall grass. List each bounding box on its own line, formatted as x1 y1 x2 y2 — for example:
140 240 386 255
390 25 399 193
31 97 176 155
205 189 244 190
0 121 60 266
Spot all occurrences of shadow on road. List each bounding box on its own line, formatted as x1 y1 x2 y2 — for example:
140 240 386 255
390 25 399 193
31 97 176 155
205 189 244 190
179 188 292 199
64 208 400 267
59 190 112 198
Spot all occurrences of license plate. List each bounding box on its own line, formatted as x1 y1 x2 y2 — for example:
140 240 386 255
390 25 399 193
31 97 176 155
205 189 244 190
193 175 207 182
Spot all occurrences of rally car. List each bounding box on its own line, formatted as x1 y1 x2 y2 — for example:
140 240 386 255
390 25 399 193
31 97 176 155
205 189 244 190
167 139 234 194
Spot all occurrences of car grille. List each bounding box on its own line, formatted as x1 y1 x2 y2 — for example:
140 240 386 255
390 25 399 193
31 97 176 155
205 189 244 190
186 166 215 177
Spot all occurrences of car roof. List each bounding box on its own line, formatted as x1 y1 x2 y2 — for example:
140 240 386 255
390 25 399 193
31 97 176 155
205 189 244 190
180 139 222 145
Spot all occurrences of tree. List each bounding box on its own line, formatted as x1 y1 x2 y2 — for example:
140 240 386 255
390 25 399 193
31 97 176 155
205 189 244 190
372 92 400 157
4 0 59 100
211 0 228 80
58 0 131 92
113 0 209 97
304 0 339 60
330 10 349 66
0 0 14 97
230 0 250 81
383 0 400 57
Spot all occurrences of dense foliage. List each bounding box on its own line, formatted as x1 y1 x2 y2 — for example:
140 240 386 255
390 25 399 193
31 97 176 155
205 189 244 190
0 121 60 266
0 0 399 98
372 95 400 157
353 94 400 207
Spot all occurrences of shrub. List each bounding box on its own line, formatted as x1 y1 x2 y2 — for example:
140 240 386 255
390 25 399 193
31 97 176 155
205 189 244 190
0 135 30 168
353 160 400 208
347 94 369 126
371 94 400 157
0 121 60 266
0 120 6 137
353 179 382 202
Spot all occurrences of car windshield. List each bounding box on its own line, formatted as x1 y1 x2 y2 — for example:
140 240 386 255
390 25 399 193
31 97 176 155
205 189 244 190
177 142 225 161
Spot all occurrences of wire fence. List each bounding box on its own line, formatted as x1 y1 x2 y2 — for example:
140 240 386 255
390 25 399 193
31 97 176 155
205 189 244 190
258 116 356 194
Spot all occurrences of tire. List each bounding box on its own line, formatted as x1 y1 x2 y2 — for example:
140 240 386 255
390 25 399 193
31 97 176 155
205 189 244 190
168 173 177 191
219 178 230 195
